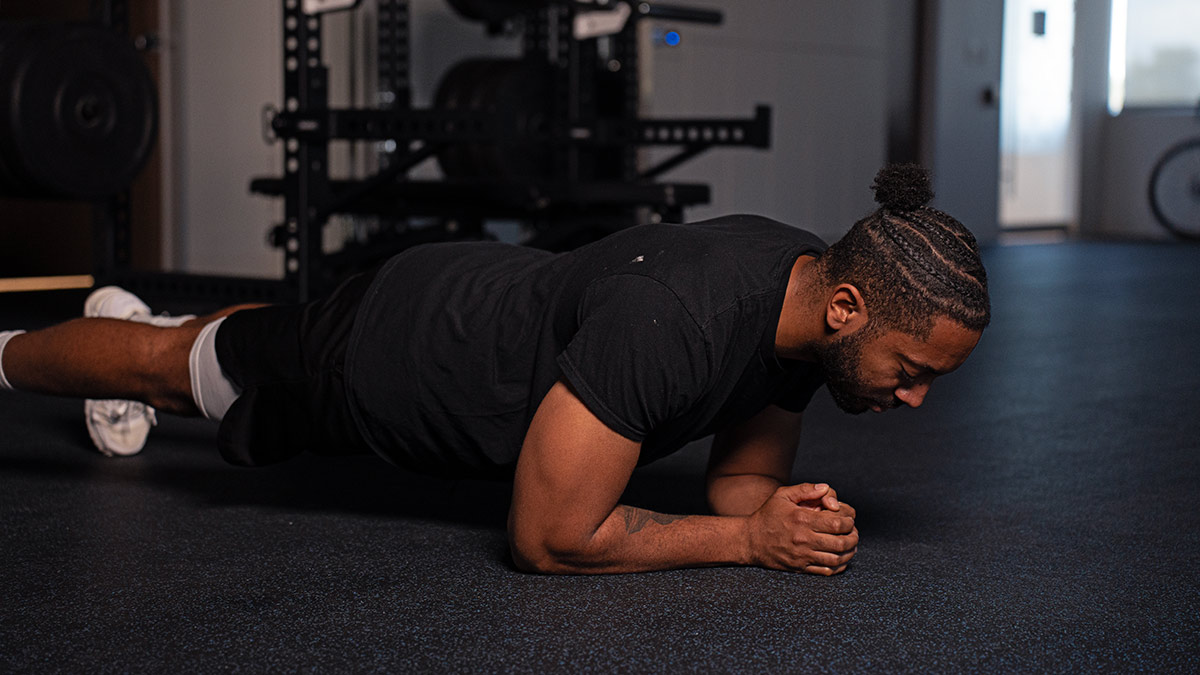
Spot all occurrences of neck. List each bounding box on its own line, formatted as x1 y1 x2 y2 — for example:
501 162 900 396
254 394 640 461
775 254 827 362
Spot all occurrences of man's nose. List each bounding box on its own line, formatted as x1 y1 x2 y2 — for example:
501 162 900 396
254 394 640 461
896 383 930 408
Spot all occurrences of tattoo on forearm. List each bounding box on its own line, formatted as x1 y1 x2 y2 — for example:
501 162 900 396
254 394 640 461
620 506 688 534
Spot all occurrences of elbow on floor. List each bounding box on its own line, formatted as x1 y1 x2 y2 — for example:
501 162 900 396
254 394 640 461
508 530 589 575
510 542 567 575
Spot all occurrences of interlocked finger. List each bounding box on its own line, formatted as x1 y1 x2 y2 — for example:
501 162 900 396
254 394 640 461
812 513 856 535
808 529 859 555
804 563 850 576
809 548 856 569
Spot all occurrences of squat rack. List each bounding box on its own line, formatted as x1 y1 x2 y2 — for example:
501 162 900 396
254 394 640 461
107 0 772 303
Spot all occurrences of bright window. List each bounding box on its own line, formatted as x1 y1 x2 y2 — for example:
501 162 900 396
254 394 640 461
1109 0 1200 114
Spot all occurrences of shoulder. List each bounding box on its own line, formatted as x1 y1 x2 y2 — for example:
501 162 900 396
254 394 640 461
688 214 829 251
580 274 703 328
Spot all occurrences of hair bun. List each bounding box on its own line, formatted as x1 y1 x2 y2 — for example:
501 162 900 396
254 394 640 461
872 163 934 212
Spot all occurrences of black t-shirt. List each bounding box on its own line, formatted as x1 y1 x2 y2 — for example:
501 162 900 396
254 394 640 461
344 215 829 478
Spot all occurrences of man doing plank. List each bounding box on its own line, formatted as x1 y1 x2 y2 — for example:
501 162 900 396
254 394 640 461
0 164 989 575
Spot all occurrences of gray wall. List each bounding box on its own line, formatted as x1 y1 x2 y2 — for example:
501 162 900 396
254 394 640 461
646 0 893 244
168 0 283 277
1096 111 1196 240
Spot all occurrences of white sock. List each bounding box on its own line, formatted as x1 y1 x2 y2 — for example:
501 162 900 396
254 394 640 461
0 330 27 390
188 318 241 420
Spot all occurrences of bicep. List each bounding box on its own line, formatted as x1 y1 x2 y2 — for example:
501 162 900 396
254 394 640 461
509 380 641 568
707 405 804 484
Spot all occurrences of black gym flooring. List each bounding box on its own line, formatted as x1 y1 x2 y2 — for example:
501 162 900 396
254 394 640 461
1 241 1198 672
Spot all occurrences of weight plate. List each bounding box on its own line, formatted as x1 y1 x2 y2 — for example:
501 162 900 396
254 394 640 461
0 22 157 199
489 60 553 180
434 58 492 180
434 58 554 181
445 0 547 24
466 59 514 180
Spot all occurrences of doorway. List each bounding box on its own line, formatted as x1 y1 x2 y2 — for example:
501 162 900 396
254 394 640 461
998 0 1079 236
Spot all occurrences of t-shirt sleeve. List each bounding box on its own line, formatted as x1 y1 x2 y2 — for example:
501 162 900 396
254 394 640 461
556 275 712 442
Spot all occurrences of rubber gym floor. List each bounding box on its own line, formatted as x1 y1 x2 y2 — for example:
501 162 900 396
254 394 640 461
1 241 1197 672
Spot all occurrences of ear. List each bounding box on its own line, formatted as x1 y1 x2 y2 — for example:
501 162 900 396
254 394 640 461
825 284 868 333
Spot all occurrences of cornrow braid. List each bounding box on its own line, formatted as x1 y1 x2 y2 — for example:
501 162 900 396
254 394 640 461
817 164 991 339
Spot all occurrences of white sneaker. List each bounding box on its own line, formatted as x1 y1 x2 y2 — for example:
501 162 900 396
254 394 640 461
84 286 194 327
83 286 195 457
85 400 158 457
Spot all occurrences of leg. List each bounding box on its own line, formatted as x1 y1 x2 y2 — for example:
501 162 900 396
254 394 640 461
2 304 262 416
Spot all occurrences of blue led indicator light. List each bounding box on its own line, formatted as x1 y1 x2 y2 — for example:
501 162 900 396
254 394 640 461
664 31 681 46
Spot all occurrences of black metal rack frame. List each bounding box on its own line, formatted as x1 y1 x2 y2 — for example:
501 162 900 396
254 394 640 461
104 0 771 304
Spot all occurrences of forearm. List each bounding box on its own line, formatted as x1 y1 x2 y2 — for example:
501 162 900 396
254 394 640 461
707 474 782 516
517 505 751 574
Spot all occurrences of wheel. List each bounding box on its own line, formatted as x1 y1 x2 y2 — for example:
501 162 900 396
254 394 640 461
1148 138 1200 240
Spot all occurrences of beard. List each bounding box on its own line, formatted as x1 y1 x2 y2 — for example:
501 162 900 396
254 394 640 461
815 328 896 415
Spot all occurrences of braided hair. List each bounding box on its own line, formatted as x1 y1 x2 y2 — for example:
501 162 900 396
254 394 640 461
816 164 991 338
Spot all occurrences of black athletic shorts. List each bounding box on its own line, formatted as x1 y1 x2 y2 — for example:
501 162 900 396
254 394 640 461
213 271 376 466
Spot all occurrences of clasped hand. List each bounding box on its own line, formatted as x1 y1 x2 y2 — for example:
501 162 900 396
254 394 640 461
747 483 858 575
